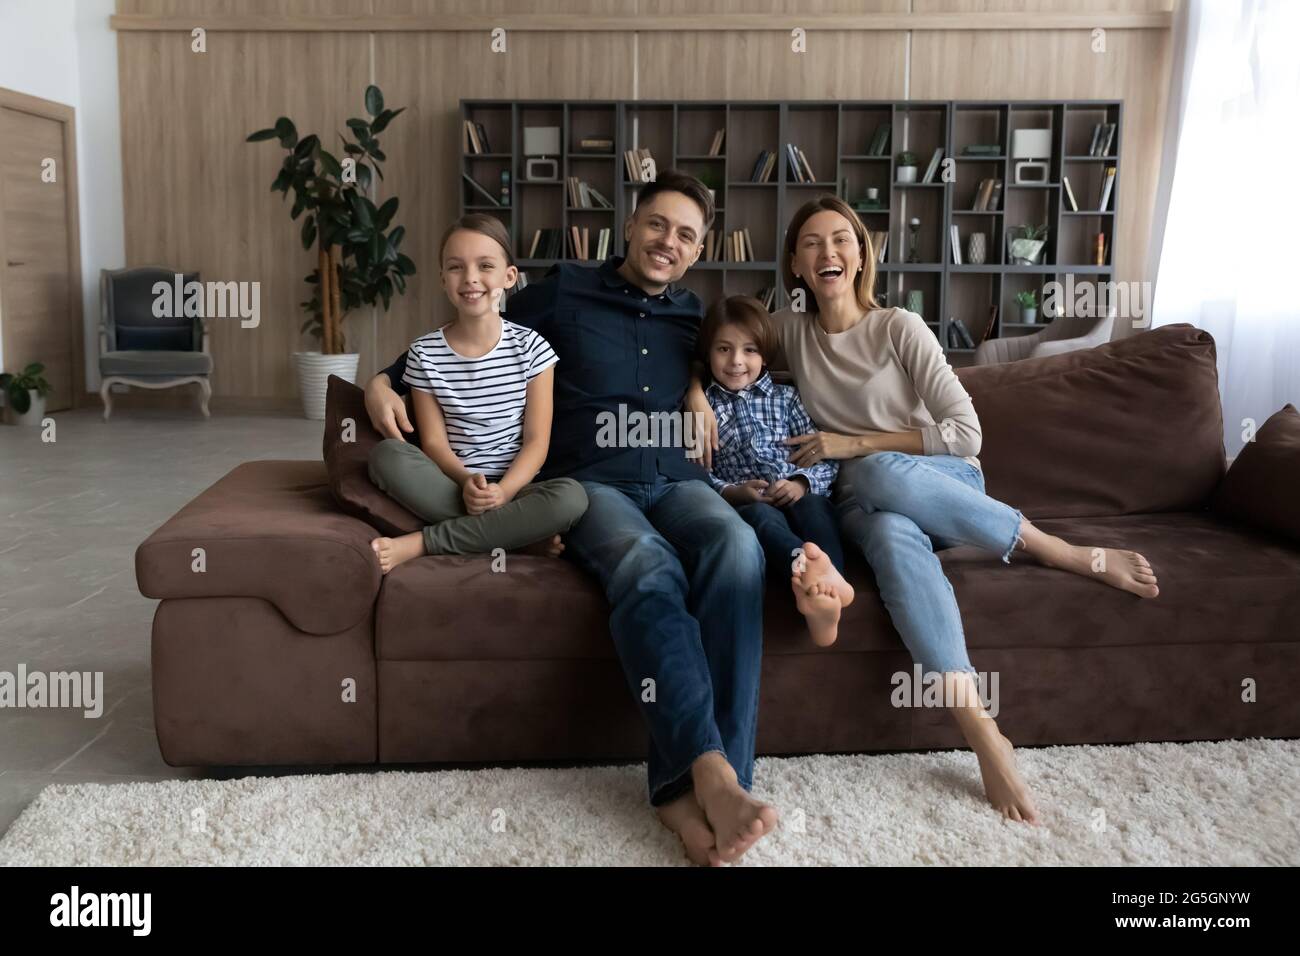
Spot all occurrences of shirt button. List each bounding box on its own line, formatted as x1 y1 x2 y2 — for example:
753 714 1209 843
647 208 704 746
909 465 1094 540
640 348 648 355
642 385 650 392
638 312 645 318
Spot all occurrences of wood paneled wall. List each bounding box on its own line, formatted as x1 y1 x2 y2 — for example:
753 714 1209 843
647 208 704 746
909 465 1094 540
115 0 1174 400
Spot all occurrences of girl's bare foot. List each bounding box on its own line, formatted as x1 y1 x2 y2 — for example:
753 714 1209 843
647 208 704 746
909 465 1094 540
1017 522 1159 599
973 731 1041 825
792 541 855 646
517 534 565 558
371 533 425 574
692 753 779 863
656 791 721 866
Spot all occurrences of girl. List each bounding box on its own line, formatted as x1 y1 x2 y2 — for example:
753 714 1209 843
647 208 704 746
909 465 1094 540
699 294 856 647
368 214 588 572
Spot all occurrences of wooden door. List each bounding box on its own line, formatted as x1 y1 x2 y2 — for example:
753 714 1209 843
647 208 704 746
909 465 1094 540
0 92 82 412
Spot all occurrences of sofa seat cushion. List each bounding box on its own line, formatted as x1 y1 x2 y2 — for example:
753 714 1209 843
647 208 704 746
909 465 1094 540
101 350 213 377
376 511 1300 662
136 460 382 635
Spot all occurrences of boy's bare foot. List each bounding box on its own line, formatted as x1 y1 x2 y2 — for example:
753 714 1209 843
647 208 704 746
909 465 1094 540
973 731 1041 825
792 578 843 647
516 534 565 558
371 533 424 574
792 541 855 606
691 753 778 863
656 791 721 867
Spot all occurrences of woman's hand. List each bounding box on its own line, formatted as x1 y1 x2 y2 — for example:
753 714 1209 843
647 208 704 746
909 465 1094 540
365 375 414 441
462 474 505 515
684 385 718 471
785 431 863 467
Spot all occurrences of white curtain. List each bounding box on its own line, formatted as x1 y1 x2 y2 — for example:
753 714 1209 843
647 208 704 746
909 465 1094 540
1149 0 1300 456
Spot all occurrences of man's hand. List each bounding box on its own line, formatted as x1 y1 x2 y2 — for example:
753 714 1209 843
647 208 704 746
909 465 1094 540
684 388 718 471
721 479 769 506
764 477 807 508
365 374 414 441
463 474 505 515
785 431 860 468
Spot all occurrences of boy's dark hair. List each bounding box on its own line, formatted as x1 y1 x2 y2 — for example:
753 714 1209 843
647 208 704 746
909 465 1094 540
439 213 514 267
697 295 779 371
633 169 716 233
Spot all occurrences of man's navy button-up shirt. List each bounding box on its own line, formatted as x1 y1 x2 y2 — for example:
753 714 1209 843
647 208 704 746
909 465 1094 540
380 255 707 484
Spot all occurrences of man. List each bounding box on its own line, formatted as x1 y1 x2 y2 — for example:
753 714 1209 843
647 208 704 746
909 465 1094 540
364 171 777 865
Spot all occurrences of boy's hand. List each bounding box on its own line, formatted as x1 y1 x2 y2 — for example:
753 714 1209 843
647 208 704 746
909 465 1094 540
463 474 504 515
765 477 807 508
722 479 769 506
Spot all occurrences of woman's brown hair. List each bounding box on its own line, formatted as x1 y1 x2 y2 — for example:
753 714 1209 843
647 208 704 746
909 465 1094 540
697 295 779 370
781 195 878 313
438 213 514 267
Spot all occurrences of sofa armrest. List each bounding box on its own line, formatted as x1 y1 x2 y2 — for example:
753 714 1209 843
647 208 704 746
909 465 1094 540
136 460 382 635
1211 404 1300 543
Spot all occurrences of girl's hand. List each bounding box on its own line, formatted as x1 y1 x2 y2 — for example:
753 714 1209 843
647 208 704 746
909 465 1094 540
722 479 769 506
765 477 806 508
684 388 718 471
785 431 860 467
463 474 502 515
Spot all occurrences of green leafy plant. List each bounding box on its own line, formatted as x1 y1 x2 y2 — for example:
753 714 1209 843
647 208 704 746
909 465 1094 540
0 363 51 414
247 84 415 355
1010 223 1049 242
697 168 722 193
1015 290 1040 308
896 151 919 167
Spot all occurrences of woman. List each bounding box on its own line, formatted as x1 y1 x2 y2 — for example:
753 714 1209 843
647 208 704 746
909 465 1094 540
690 196 1159 825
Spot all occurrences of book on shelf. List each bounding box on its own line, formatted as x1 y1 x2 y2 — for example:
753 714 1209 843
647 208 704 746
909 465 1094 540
785 144 817 183
867 123 891 156
950 224 962 265
528 228 567 259
578 137 613 152
462 172 500 206
868 230 889 263
1095 232 1107 266
708 128 726 156
463 120 491 154
754 286 777 311
921 147 944 184
796 145 815 182
624 147 655 183
987 180 1003 211
979 305 998 344
749 150 777 183
973 178 994 211
566 176 613 209
1089 123 1117 157
962 144 1001 156
1100 123 1116 156
743 228 755 262
597 227 611 260
1098 166 1116 210
950 318 976 349
1063 176 1079 211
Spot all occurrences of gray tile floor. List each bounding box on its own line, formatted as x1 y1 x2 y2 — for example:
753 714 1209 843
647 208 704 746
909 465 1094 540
0 406 324 835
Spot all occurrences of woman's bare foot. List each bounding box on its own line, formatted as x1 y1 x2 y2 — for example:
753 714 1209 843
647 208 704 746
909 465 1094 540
973 731 1041 825
371 533 425 574
656 791 721 867
792 541 855 646
517 534 565 558
691 753 779 863
1017 523 1159 599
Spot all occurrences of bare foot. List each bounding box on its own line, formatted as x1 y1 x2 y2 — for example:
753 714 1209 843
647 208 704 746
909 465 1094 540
974 732 1040 825
1018 523 1158 599
792 578 843 647
371 533 425 574
792 541 855 606
516 534 565 558
692 753 779 863
656 791 721 867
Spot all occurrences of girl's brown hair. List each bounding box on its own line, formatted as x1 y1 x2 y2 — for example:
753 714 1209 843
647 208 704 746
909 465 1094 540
439 213 514 267
697 295 779 369
781 195 878 313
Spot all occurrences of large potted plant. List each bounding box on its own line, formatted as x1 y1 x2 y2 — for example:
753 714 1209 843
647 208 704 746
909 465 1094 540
248 85 416 420
1 363 51 426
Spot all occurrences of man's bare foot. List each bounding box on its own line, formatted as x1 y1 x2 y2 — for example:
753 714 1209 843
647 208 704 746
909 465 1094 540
792 578 843 647
973 731 1040 825
516 534 565 558
656 791 721 866
691 753 778 863
371 533 424 574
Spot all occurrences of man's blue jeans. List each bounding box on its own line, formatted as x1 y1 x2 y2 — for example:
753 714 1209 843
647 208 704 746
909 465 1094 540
563 476 766 806
838 452 1023 675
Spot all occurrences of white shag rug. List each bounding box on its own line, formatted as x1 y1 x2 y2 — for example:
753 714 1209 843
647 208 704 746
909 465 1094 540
2 739 1297 866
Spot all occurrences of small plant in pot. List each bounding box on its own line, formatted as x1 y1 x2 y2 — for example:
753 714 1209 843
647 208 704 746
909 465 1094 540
1 363 51 427
248 84 416 420
896 151 919 184
1015 289 1040 324
1008 223 1048 265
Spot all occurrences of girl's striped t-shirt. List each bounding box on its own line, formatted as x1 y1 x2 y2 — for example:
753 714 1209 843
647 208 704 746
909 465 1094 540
402 320 558 481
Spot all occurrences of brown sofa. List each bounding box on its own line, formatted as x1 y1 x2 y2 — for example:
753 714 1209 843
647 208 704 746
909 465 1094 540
135 324 1300 767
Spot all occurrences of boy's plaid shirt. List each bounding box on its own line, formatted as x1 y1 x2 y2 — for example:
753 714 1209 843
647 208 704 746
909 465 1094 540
704 370 838 496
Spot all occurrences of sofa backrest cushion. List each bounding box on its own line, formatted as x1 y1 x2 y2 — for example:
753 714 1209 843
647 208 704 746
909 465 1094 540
323 376 423 537
954 324 1226 519
1211 403 1300 543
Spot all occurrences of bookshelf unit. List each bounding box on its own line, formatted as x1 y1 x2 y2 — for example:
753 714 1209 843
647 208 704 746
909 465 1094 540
460 99 1122 360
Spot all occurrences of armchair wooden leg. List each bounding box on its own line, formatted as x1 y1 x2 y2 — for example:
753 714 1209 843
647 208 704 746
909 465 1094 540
197 378 211 418
100 379 115 421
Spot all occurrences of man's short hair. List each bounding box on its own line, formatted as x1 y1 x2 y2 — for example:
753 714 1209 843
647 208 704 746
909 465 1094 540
633 169 715 234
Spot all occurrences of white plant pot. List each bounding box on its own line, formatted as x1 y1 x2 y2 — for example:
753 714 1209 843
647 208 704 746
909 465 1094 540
5 389 46 426
293 351 360 421
896 166 918 184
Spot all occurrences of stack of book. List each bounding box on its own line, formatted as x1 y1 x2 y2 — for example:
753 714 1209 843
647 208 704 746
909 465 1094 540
866 123 891 156
463 120 492 154
1088 123 1117 157
962 144 1001 157
577 136 613 153
706 128 725 156
702 230 722 262
624 147 655 183
867 230 889 263
725 228 757 262
785 144 817 183
526 228 566 259
565 177 613 209
749 150 777 182
526 226 612 261
970 178 1003 211
946 318 977 349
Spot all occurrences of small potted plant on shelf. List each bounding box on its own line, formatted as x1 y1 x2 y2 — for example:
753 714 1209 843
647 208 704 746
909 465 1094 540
1 362 52 426
1015 289 1040 324
896 151 919 184
698 168 722 206
1008 223 1048 265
